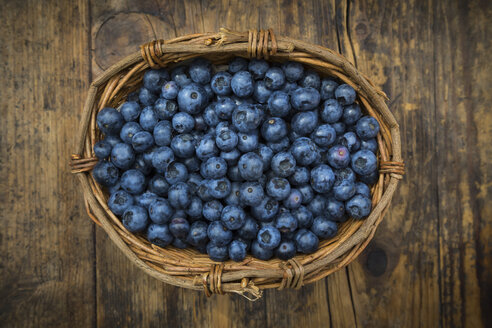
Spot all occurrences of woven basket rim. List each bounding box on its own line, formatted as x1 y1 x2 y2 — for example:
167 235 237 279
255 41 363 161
71 28 404 300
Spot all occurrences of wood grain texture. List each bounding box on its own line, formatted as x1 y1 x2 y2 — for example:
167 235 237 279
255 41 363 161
1 0 491 327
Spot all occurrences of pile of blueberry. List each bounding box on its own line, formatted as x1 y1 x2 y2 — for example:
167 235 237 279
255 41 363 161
92 57 380 262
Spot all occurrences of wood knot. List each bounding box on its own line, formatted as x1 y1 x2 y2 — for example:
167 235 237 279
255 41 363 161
70 154 98 174
140 40 166 69
278 258 305 290
379 161 405 180
247 28 278 60
202 264 225 297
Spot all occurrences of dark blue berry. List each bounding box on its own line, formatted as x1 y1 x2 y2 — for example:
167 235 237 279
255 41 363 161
307 194 327 216
132 154 153 175
220 149 241 166
257 226 281 250
171 134 195 158
267 91 290 117
310 164 335 193
283 189 303 209
201 156 227 179
351 150 377 175
196 134 219 160
291 87 321 111
237 131 259 152
333 179 356 201
295 229 319 254
290 137 318 166
203 103 220 126
359 170 379 185
275 240 296 260
154 98 178 120
342 104 362 125
271 152 296 177
248 59 269 79
120 169 146 195
215 97 236 120
232 104 262 132
224 182 241 206
327 145 350 169
261 117 287 142
94 140 112 159
189 58 212 84
135 191 158 209
346 194 372 219
151 146 174 173
229 57 248 73
311 217 338 239
320 78 339 100
187 221 208 246
300 70 321 89
139 88 157 106
139 106 159 131
332 122 346 135
167 182 191 208
171 66 191 87
216 128 238 151
266 138 290 153
275 211 298 234
169 217 190 239
298 184 314 204
122 205 149 232
120 101 141 122
207 221 233 246
238 216 260 240
335 84 356 105
311 124 336 148
289 166 310 186
291 111 318 135
177 83 207 114
231 71 254 98
264 67 285 90
108 190 134 215
208 178 231 199
338 132 361 152
292 206 314 228
97 107 124 135
172 112 195 133
149 198 174 224
321 99 343 123
238 152 264 181
186 173 202 194
161 81 179 100
111 142 135 169
229 239 248 262
196 179 214 202
221 205 246 230
211 71 232 96
360 138 378 153
92 160 119 187
356 116 380 140
131 131 154 153
165 162 189 184
251 240 273 260
282 61 304 82
207 242 229 261
253 80 273 103
120 122 143 144
355 182 371 198
203 200 223 221
251 197 279 222
147 224 173 247
172 238 189 249
326 197 346 222
239 182 264 206
266 177 291 201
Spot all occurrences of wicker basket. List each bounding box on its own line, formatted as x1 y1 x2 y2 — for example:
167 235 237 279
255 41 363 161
70 28 404 300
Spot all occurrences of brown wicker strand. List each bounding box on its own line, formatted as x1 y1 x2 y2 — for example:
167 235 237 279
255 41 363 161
71 28 404 300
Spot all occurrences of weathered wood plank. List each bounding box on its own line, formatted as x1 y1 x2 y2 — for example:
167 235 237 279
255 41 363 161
342 0 442 326
0 0 95 327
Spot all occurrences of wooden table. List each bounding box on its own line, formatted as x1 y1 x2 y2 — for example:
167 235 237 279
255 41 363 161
1 0 490 327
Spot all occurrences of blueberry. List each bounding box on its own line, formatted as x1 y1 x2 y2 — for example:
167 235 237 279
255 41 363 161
289 166 310 186
147 198 173 224
132 153 153 175
307 194 326 217
161 81 179 100
320 78 339 100
224 182 241 206
201 157 227 179
172 112 195 133
154 98 178 120
130 131 153 153
139 88 157 106
196 179 214 202
229 57 248 73
310 164 335 193
298 184 314 204
134 191 157 210
283 189 303 209
216 128 238 151
238 152 263 181
291 111 319 136
108 190 134 215
171 134 195 158
148 175 169 196
292 205 314 228
237 131 259 152
327 145 350 169
206 242 229 262
326 197 346 221
300 70 321 89
251 240 273 260
335 84 356 105
120 101 141 122
186 173 202 193
232 104 262 132
196 134 219 160
271 152 296 177
96 107 124 136
229 239 248 262
151 146 174 173
321 99 343 123
290 137 318 166
257 226 281 250
167 182 191 208
120 122 143 144
311 217 338 239
111 143 135 169
215 97 236 120
239 182 264 206
145 69 169 92
253 80 273 103
266 177 291 201
333 179 356 201
203 200 223 221
311 124 336 148
335 168 356 184
266 138 290 153
274 211 297 234
291 87 321 111
94 140 112 159
137 107 157 132
120 169 145 195
163 162 188 184
338 132 360 152
281 81 298 94
251 197 279 222
207 221 233 246
189 58 212 84
251 145 272 171
231 71 254 98
187 221 209 246
203 104 220 127
104 135 122 148
355 116 380 140
346 194 372 219
221 205 246 230
351 150 377 175
264 67 285 90
267 91 291 117
171 66 191 87
261 117 287 142
210 71 232 96
343 104 362 125
208 178 231 199
183 156 201 173
147 224 173 247
248 59 269 79
360 138 378 153
122 205 149 232
355 182 371 198
295 229 319 254
332 122 346 135
282 61 304 82
238 216 260 240
275 240 296 260
178 83 207 114
220 149 240 166
186 196 203 219
169 217 190 239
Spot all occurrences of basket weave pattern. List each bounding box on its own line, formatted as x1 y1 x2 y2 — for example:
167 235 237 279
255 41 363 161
70 28 404 300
